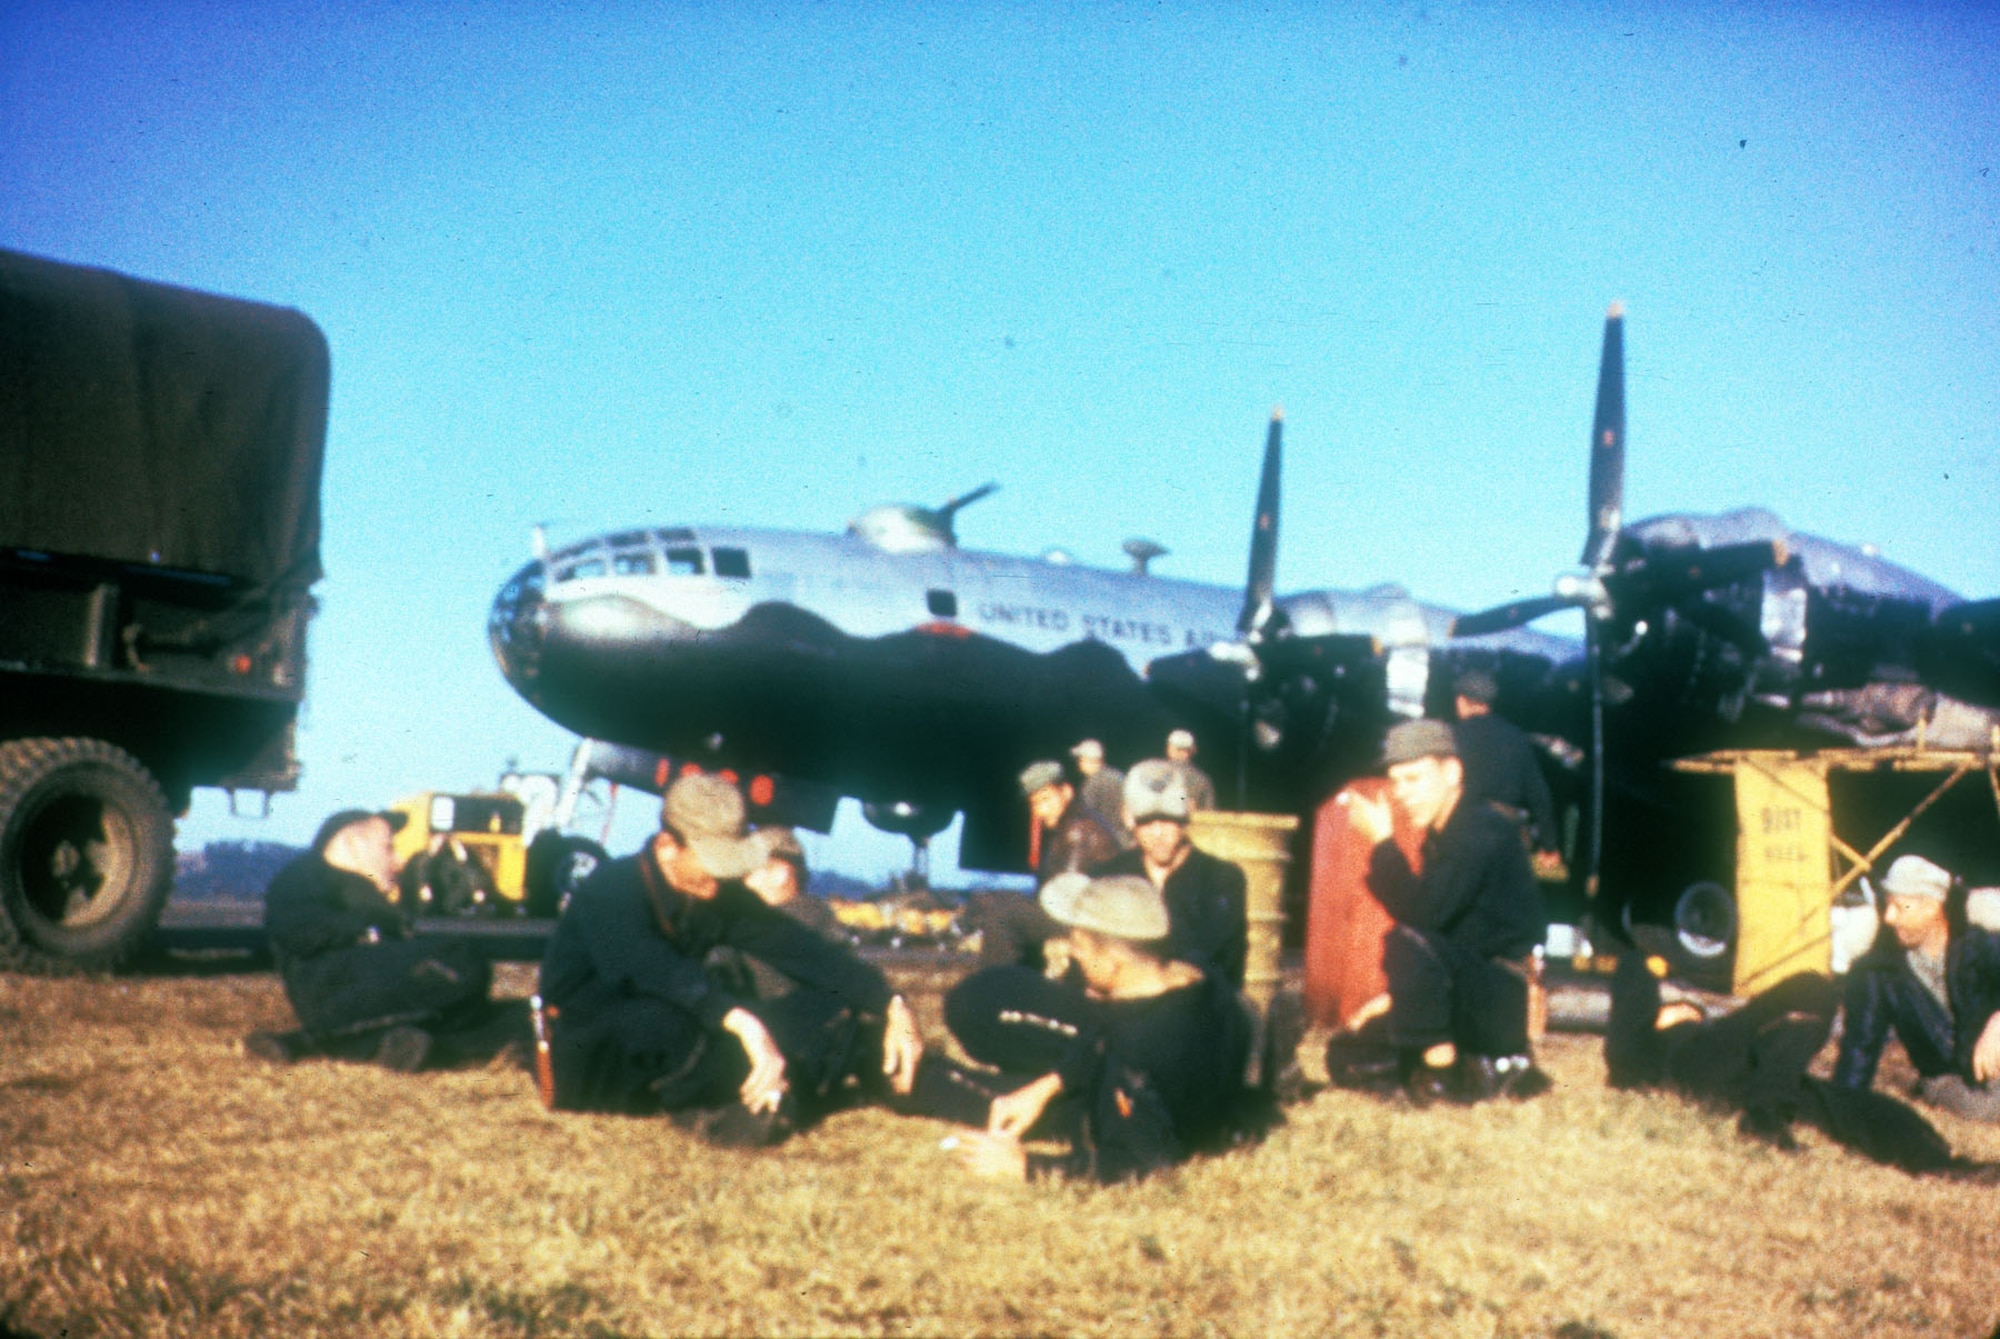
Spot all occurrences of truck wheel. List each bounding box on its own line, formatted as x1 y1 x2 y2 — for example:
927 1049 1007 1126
0 738 175 973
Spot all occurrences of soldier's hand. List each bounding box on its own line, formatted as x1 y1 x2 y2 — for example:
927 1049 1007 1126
1339 789 1393 846
882 995 924 1096
722 1008 788 1114
987 1071 1062 1140
953 1130 1029 1182
1974 1013 2000 1086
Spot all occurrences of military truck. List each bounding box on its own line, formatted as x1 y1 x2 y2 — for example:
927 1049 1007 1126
0 249 328 972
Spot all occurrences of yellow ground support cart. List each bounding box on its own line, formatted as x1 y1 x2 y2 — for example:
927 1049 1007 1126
386 791 530 915
1670 734 2000 995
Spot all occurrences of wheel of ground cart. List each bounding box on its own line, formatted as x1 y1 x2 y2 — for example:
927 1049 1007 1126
1672 880 1736 962
524 831 607 918
0 738 176 973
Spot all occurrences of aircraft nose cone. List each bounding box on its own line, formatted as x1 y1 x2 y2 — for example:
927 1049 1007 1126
489 560 548 691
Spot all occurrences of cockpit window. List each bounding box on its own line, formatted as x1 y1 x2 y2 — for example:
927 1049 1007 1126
556 557 607 582
607 530 649 547
613 551 657 576
713 547 751 579
666 547 705 577
655 528 696 545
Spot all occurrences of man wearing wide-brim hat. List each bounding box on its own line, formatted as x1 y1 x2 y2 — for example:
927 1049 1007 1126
915 871 1259 1183
1835 853 2000 1123
537 774 923 1145
1340 718 1551 1104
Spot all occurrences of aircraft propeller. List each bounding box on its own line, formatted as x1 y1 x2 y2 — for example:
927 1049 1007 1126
1147 409 1384 806
1237 411 1284 637
1450 305 1786 903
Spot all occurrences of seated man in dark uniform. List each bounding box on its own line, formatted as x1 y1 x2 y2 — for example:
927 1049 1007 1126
1338 719 1550 1102
917 872 1261 1183
1606 946 1991 1178
1834 854 2000 1124
537 775 922 1146
1097 759 1247 985
251 808 497 1071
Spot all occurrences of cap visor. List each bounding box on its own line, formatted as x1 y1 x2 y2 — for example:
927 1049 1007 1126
690 835 765 881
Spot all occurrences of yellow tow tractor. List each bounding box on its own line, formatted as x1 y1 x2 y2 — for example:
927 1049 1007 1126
386 790 532 917
385 737 843 919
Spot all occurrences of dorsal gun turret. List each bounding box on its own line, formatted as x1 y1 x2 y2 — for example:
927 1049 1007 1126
848 482 999 554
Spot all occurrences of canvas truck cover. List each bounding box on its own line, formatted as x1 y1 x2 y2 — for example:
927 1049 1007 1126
0 248 328 591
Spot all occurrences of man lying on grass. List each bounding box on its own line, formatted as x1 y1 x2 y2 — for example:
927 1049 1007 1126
537 774 923 1147
911 871 1267 1183
1605 941 1997 1180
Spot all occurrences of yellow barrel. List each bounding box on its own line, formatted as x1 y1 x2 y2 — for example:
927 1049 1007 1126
1189 810 1300 1083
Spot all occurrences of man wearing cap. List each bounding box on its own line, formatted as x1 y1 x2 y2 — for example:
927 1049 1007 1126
1166 728 1217 814
1070 739 1133 849
1097 759 1248 984
1343 718 1550 1102
1450 668 1559 863
1835 854 2000 1123
919 871 1257 1183
253 808 495 1071
966 760 1122 969
537 775 923 1144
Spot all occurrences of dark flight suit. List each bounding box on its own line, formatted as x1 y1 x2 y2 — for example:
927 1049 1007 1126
1099 845 1249 986
1078 766 1133 849
1605 954 1960 1173
919 963 1257 1182
1452 713 1558 853
1835 914 2000 1122
537 851 895 1118
264 851 492 1045
1367 799 1547 1059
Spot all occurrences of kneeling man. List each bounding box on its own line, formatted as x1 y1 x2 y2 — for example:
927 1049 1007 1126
1343 719 1550 1102
537 775 921 1145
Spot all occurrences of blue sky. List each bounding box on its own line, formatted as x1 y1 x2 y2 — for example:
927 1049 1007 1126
5 2 1996 880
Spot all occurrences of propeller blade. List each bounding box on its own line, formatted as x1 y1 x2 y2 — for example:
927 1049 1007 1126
1580 303 1626 570
1602 538 1784 608
1237 410 1283 636
1452 594 1576 640
1583 615 1606 904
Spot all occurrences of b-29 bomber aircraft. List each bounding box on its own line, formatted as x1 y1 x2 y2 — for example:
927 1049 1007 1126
489 307 2000 945
486 414 1570 872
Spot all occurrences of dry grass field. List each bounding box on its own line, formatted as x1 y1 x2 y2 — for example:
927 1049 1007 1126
3 957 1997 1339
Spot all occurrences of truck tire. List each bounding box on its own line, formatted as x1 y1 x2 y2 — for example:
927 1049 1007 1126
0 738 175 974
